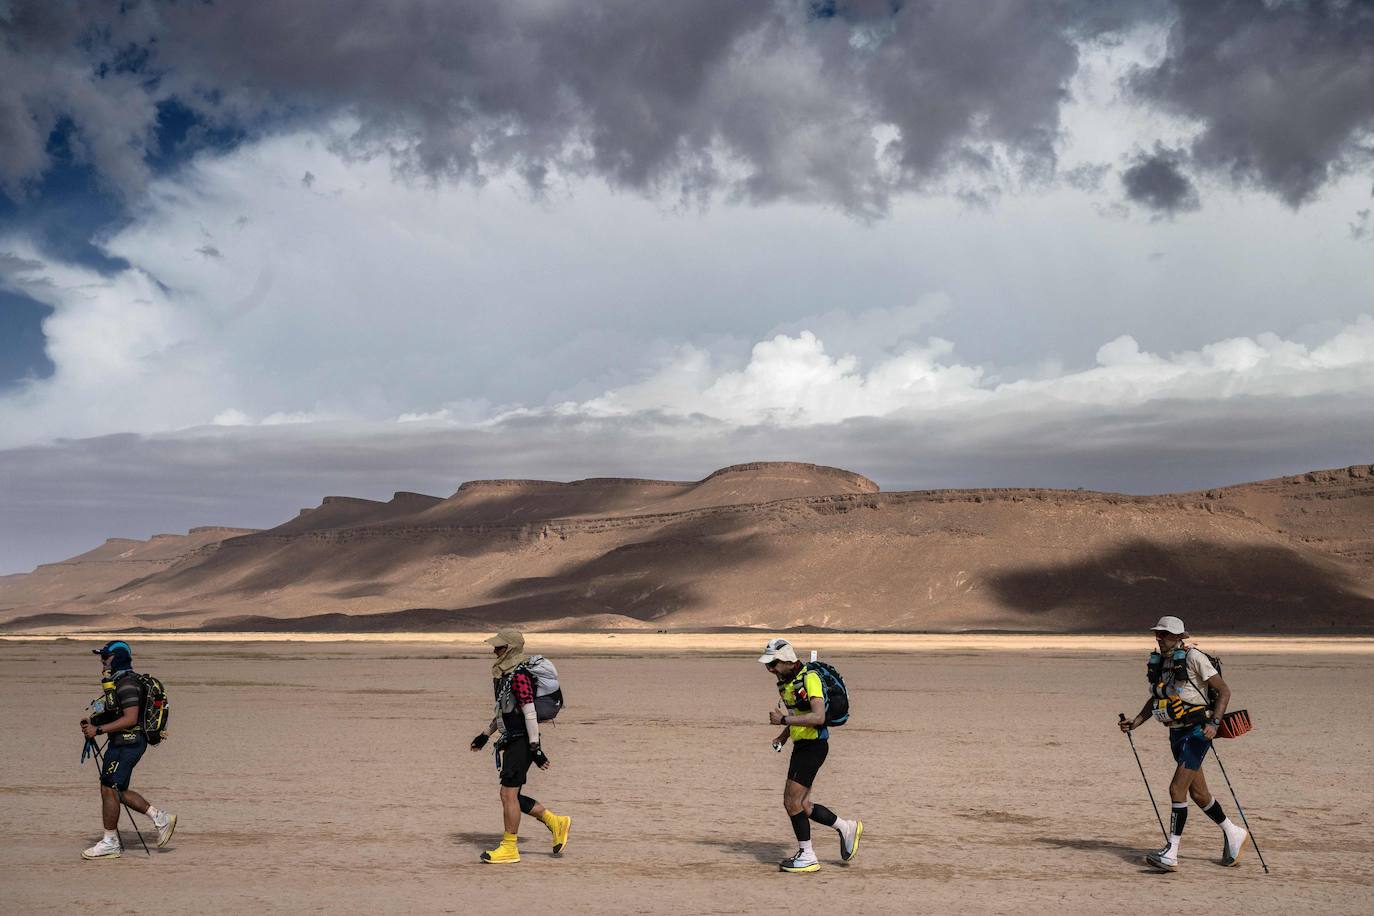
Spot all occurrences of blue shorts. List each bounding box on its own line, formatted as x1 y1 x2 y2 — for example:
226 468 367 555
99 741 146 791
1169 725 1211 771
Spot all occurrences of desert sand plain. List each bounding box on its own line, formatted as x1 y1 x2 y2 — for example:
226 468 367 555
3 633 1372 914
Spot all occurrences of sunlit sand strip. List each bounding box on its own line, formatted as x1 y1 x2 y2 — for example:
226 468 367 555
5 631 1374 654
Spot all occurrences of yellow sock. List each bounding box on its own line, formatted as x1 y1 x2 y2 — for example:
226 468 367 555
502 832 518 845
539 810 558 828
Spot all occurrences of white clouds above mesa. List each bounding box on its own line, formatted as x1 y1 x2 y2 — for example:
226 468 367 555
3 1 1374 213
555 317 1374 426
2 121 1372 448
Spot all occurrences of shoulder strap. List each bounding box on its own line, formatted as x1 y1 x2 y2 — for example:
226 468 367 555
1181 647 1214 705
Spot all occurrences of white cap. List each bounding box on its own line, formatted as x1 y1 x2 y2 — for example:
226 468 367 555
1151 616 1186 635
758 637 799 664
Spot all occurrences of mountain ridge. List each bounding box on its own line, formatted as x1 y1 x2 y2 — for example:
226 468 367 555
2 460 1370 634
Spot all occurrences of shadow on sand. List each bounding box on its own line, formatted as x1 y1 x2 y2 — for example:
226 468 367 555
450 830 497 851
694 837 788 865
986 538 1374 630
1035 835 1149 865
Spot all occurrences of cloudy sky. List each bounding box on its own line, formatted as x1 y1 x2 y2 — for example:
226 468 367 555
2 0 1372 574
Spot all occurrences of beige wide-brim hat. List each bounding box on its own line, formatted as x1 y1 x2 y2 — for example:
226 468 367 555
484 629 524 650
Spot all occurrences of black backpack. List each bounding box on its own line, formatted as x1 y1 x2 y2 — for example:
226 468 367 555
806 661 850 727
137 674 170 746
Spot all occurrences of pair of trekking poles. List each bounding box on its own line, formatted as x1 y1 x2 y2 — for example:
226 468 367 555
81 736 152 857
1117 713 1269 873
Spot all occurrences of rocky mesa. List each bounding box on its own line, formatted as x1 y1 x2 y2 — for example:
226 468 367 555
1 461 1371 633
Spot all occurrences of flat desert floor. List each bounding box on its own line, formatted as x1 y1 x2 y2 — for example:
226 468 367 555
3 634 1372 914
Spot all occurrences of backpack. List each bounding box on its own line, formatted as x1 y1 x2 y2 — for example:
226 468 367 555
137 674 171 746
806 661 849 727
518 656 564 722
1148 647 1224 709
1198 650 1225 710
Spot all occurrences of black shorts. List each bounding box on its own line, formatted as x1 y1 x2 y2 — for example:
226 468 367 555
99 740 146 791
787 738 829 788
498 736 534 788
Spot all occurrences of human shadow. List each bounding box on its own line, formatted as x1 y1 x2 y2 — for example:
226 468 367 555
450 830 499 851
1035 835 1147 864
986 538 1374 630
694 837 788 865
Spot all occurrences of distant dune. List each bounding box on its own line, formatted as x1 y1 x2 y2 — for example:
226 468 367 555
1 461 1371 634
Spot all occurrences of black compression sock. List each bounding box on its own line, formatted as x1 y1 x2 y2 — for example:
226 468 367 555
789 810 811 842
809 804 838 828
517 794 537 814
1170 803 1188 837
1201 798 1227 824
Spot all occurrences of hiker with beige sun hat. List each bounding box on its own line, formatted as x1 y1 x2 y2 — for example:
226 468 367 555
469 629 571 863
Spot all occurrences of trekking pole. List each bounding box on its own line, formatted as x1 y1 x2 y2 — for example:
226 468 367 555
1211 744 1270 874
1119 713 1168 843
91 742 152 857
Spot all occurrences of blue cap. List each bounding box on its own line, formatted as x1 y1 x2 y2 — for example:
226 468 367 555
93 641 133 668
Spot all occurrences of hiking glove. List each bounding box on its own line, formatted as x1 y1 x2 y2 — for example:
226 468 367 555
470 733 489 751
531 744 550 768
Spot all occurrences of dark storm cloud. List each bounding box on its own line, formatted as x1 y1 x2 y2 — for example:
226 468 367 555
1130 0 1374 207
0 1 158 198
2 1 1370 215
1 0 1126 215
1121 145 1200 215
1352 209 1372 241
1063 162 1111 192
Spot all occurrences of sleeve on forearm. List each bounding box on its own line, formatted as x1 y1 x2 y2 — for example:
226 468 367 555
521 703 540 744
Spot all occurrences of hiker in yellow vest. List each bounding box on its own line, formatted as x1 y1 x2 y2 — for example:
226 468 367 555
760 638 861 873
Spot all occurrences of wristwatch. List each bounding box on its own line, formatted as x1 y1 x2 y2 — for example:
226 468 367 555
781 715 788 726
95 725 103 735
1207 718 1221 728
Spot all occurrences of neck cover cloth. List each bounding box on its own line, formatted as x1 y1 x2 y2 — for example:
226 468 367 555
486 629 529 678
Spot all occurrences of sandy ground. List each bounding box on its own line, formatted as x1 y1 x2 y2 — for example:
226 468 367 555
2 635 1372 914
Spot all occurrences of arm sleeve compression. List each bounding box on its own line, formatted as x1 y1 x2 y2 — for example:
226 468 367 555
522 703 540 745
513 671 539 743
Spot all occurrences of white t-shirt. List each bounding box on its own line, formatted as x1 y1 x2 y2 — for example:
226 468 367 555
1165 646 1219 709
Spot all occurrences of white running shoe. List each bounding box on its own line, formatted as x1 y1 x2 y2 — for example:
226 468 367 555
1145 844 1178 872
81 835 122 860
780 848 820 873
837 819 862 862
154 811 177 848
1221 825 1248 867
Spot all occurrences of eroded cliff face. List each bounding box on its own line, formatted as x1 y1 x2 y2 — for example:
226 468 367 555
0 526 260 616
2 462 1370 633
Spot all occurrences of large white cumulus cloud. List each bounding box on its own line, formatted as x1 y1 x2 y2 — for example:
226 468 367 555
3 126 1374 447
558 318 1374 427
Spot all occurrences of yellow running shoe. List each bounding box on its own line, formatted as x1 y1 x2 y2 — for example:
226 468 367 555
546 814 572 856
481 834 520 864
